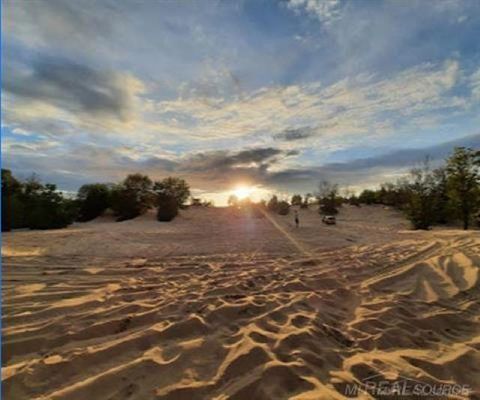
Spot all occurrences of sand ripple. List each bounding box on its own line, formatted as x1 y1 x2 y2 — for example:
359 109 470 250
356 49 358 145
2 234 479 399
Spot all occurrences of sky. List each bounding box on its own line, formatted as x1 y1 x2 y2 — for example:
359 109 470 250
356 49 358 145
2 0 480 204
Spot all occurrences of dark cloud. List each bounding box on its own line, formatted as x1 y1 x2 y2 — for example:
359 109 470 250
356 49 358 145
5 135 478 194
273 127 315 141
324 133 480 172
3 57 138 121
265 133 480 189
182 147 293 171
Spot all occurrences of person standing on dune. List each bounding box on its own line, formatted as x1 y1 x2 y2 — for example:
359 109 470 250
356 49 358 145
294 210 299 228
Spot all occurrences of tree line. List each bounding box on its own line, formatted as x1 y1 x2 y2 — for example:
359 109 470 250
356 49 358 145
2 147 478 232
1 171 191 231
354 147 480 230
259 147 480 230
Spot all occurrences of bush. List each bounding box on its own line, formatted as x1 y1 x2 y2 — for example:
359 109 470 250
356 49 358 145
2 169 23 231
358 189 378 205
77 183 111 221
111 174 153 221
291 194 302 206
267 195 279 212
157 193 178 222
153 177 190 209
446 147 480 230
317 180 339 215
1 171 77 231
319 202 338 215
277 200 290 215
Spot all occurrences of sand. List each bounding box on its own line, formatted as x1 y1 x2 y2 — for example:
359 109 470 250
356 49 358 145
2 205 479 399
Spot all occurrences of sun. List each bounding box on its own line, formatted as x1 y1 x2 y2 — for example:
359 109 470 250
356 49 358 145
233 185 253 200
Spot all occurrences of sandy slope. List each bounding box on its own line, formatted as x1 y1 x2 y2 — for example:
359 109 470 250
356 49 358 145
2 206 480 399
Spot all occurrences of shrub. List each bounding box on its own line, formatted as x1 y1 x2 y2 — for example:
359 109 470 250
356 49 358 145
157 193 178 222
358 189 378 205
317 181 339 215
267 195 279 212
300 193 312 209
1 172 77 230
77 183 111 221
291 194 302 206
446 147 480 230
277 200 290 215
2 169 23 231
153 177 190 209
111 174 153 221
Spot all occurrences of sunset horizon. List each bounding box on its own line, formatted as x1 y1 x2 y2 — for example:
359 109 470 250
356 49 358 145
2 2 480 399
3 0 480 204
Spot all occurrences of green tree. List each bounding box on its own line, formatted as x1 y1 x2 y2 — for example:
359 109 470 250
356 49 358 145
77 183 111 222
156 193 178 222
358 189 377 205
267 195 279 212
111 174 153 221
405 162 436 230
291 194 302 206
317 180 339 215
431 167 451 224
446 147 480 230
10 175 78 230
301 193 312 209
277 200 290 215
2 169 24 231
153 177 190 208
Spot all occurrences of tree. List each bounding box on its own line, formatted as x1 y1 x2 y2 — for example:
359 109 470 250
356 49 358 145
153 177 190 209
77 183 111 222
4 174 78 230
405 162 436 230
277 200 290 215
301 193 312 209
156 193 178 222
348 195 361 206
267 195 279 212
111 174 153 221
291 194 302 206
431 167 451 224
2 169 23 231
446 147 480 230
1 171 77 230
316 180 339 215
358 189 377 205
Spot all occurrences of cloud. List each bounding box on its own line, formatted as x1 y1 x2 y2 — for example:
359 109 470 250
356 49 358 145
3 0 480 200
2 0 124 53
4 57 144 122
274 127 315 141
471 68 480 100
265 133 480 190
287 0 344 26
3 51 477 150
154 59 472 143
171 147 300 188
2 141 299 191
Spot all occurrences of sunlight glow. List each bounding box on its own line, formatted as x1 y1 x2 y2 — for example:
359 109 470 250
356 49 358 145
233 185 253 200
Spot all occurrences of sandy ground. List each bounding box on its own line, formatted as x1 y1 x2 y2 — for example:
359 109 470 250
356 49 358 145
2 205 480 399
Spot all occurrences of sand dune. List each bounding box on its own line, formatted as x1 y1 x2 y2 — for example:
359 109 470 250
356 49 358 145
2 206 479 399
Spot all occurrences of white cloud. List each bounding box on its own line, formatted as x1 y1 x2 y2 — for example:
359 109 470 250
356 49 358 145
287 0 343 25
152 59 469 144
470 68 480 100
4 58 475 158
